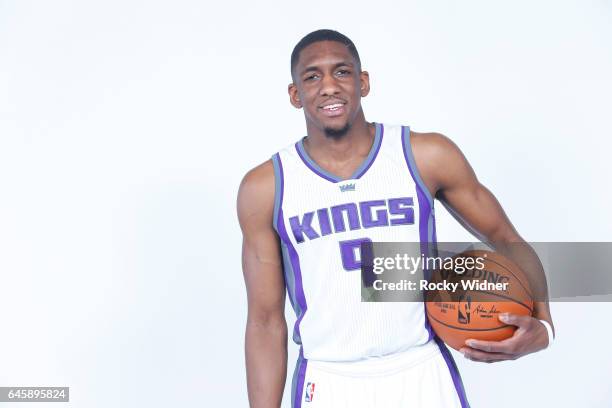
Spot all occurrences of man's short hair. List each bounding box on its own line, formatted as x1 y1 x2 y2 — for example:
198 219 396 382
290 29 361 79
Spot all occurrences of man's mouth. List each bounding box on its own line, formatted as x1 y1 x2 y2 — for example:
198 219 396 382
320 102 346 117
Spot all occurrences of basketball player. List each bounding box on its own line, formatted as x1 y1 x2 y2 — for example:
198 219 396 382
237 29 555 408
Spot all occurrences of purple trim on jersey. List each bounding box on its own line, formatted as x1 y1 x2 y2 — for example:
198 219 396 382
401 125 434 205
432 214 438 243
271 153 284 232
294 122 383 183
417 189 435 342
401 126 436 341
295 140 339 183
434 337 471 408
292 347 308 408
280 246 297 312
352 122 384 179
277 208 308 345
416 187 433 255
272 153 302 317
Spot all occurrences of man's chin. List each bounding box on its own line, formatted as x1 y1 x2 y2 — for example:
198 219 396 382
324 122 351 140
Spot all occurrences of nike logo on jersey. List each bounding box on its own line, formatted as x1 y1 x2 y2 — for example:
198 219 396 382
289 197 414 243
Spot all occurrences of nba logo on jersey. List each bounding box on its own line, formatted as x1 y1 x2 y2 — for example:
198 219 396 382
304 382 315 402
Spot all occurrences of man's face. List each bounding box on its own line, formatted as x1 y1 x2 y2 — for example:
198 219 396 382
289 41 370 136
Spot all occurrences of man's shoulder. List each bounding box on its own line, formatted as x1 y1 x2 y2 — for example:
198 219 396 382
410 130 452 147
409 130 461 160
237 159 276 230
407 130 468 187
239 159 275 199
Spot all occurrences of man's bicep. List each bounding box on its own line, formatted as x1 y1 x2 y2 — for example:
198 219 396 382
426 135 520 242
242 228 286 320
441 180 519 243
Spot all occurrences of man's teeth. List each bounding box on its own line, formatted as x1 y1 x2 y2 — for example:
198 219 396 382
323 103 343 110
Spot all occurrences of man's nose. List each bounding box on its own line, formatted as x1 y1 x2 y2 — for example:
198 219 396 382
319 74 340 96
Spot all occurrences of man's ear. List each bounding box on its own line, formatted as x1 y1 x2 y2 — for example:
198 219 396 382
360 71 370 97
288 83 302 108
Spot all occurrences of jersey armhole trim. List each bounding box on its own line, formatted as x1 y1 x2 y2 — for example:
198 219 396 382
401 125 435 208
271 153 284 233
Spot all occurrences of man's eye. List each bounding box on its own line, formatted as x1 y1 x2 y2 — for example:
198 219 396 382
304 74 318 81
337 70 350 75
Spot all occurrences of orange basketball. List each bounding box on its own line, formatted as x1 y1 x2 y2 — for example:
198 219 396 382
425 249 533 351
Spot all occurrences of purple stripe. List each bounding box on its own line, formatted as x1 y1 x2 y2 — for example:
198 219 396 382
276 208 308 344
292 348 308 408
276 153 284 209
280 246 297 311
416 187 432 266
295 141 339 183
402 126 431 216
352 123 384 178
272 153 284 232
434 337 470 408
401 125 435 341
417 187 435 342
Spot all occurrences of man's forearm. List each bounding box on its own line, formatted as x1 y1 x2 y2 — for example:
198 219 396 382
493 238 554 331
245 318 288 408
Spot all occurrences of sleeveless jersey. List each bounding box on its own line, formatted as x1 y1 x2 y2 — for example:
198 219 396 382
272 122 438 362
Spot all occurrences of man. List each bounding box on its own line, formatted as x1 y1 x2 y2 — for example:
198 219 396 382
237 29 554 408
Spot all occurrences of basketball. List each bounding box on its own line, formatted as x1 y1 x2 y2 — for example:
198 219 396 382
425 249 534 351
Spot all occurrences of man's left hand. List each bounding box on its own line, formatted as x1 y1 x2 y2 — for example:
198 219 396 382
459 313 549 363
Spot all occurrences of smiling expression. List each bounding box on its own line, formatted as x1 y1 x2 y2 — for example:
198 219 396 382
289 40 370 135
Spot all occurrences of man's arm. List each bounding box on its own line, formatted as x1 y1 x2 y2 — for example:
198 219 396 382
237 160 287 407
412 132 554 362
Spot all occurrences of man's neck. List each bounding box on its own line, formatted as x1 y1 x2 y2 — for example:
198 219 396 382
303 114 375 164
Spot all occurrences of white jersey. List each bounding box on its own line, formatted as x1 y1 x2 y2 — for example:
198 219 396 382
272 122 471 408
272 122 437 362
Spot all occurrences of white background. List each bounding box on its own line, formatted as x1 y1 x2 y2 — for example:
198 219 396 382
1 0 611 407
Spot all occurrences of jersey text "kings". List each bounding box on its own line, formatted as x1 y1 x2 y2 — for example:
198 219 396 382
289 197 414 243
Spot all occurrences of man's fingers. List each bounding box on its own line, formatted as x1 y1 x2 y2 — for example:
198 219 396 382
460 347 515 362
464 338 515 354
499 313 531 327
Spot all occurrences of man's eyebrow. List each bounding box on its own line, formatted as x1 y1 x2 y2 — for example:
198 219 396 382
299 61 355 76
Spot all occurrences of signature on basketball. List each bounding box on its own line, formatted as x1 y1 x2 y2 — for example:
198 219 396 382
474 304 500 316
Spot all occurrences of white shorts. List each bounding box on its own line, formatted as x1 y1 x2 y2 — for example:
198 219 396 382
291 339 469 408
